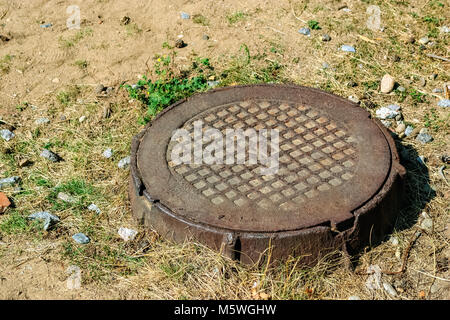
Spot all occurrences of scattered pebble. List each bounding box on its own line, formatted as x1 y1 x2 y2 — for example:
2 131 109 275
52 77 60 84
102 148 113 159
40 149 61 162
120 16 131 25
72 233 90 244
389 236 399 246
0 129 15 141
404 125 414 136
79 115 87 123
420 77 426 87
298 27 310 36
40 23 52 28
383 282 397 297
418 36 429 45
437 99 450 108
432 88 443 93
365 265 382 290
95 84 105 94
381 120 392 128
180 12 190 19
340 45 355 52
380 74 395 93
376 105 400 119
416 128 433 144
420 212 433 232
0 176 20 189
18 159 32 168
440 26 449 33
321 34 331 41
57 192 76 203
118 156 131 169
395 123 406 134
429 73 438 80
118 227 138 241
207 80 220 88
347 296 361 300
202 34 209 40
175 39 186 48
34 117 50 125
0 192 11 214
322 62 330 69
348 95 360 104
87 203 101 214
28 211 60 231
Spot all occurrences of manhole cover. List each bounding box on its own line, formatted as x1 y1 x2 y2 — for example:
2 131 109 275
129 84 406 265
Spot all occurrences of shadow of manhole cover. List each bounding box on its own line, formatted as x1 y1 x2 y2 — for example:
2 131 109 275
129 84 406 265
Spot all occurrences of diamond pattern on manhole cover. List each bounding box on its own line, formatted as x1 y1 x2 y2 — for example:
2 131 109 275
167 100 358 211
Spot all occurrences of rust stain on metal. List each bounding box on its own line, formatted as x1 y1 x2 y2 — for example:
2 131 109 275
129 84 405 265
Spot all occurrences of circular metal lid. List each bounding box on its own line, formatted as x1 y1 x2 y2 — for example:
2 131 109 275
136 85 391 233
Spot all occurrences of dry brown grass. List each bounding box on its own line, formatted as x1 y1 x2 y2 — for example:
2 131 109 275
0 0 449 300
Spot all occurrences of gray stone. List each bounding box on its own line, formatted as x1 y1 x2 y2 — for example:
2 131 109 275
418 36 429 45
95 84 105 94
298 28 310 36
432 88 443 93
79 116 87 123
207 80 220 88
420 217 433 232
322 62 330 69
437 99 450 108
348 95 360 104
416 130 433 144
72 233 90 244
118 156 131 169
397 86 406 92
118 227 138 241
321 34 331 41
0 176 20 189
102 148 113 159
383 282 397 296
57 192 76 203
28 211 60 231
180 12 190 19
340 45 355 52
34 117 50 125
202 34 209 40
0 129 14 141
404 126 414 136
440 26 449 33
40 149 60 162
87 203 101 214
381 120 392 128
376 106 400 119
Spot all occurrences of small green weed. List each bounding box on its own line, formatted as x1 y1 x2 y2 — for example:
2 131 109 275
307 20 321 30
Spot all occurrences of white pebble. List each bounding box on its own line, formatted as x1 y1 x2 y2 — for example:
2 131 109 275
118 227 138 241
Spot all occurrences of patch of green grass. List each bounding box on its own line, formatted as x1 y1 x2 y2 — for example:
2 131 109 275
409 89 427 105
0 211 41 235
74 60 88 69
48 178 96 210
125 23 142 36
0 54 12 74
192 14 209 26
227 11 247 24
124 54 212 122
56 86 81 107
307 20 321 30
59 28 93 48
424 108 446 132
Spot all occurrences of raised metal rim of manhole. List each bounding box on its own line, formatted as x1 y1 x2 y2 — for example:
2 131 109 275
129 84 406 265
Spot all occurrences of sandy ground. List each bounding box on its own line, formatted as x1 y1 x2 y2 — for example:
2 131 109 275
0 0 449 300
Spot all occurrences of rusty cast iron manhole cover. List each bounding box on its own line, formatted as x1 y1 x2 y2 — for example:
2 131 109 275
129 84 406 265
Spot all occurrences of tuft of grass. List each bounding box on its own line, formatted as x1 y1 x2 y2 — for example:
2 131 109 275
124 54 213 122
307 20 321 30
192 14 209 26
125 23 142 36
59 28 93 48
74 60 88 69
0 54 12 74
227 11 247 24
